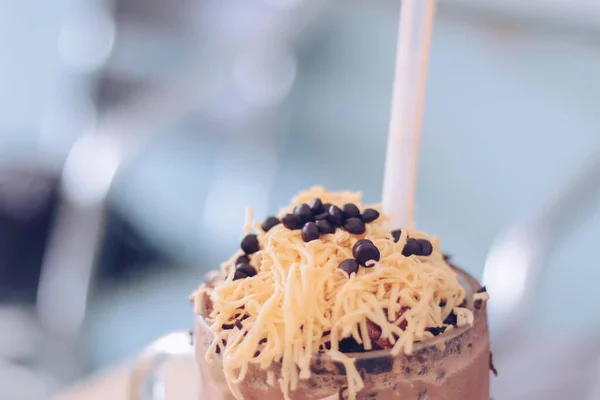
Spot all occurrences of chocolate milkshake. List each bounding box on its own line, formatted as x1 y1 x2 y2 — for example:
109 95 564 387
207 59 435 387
191 187 491 399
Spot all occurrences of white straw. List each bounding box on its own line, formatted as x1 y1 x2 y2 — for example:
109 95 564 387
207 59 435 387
382 0 436 230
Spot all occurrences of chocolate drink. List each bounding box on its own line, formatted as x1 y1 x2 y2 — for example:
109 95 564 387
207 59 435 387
191 187 491 399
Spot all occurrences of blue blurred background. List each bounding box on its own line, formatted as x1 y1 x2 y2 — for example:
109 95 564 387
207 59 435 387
1 0 600 398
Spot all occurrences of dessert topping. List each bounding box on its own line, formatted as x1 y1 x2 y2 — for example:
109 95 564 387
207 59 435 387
240 234 259 254
261 216 280 232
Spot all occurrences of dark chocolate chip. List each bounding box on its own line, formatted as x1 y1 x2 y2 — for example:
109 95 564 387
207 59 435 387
322 203 332 212
261 216 280 232
444 311 457 326
341 203 360 219
391 229 402 242
344 217 366 234
282 213 302 230
236 262 256 277
402 238 421 256
427 327 445 336
302 222 320 242
417 239 433 256
474 299 483 310
233 270 248 281
352 239 372 257
241 234 259 254
294 204 313 222
361 208 380 223
338 259 359 276
477 285 487 293
314 212 329 221
316 220 335 234
235 320 244 330
327 205 344 227
354 243 380 267
338 337 363 353
236 255 250 265
309 198 324 214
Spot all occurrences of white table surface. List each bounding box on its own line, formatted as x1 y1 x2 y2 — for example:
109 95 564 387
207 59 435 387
51 358 198 400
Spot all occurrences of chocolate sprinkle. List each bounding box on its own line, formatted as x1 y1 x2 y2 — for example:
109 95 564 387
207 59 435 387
338 259 359 276
391 229 402 243
344 217 366 234
261 216 280 232
490 352 498 376
241 234 259 254
301 222 320 242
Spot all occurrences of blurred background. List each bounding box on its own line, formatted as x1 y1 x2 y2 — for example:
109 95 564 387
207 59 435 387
1 0 600 398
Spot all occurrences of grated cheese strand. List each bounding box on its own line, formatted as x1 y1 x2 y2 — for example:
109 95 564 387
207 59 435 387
191 186 473 400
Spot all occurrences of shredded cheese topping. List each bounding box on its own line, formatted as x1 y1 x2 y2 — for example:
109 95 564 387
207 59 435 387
191 187 473 400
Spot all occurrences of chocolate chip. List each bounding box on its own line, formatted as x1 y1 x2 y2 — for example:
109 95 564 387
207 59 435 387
418 239 433 256
338 337 363 353
233 270 248 281
444 311 457 326
241 234 259 254
474 299 483 310
427 327 445 336
282 213 302 230
391 229 402 242
344 217 366 234
322 203 332 212
236 255 250 265
236 262 256 277
327 205 344 227
361 208 379 223
354 243 380 267
294 204 313 222
352 239 372 257
402 238 432 256
235 320 244 330
316 220 335 234
302 222 320 242
261 216 280 232
314 212 329 221
338 259 359 276
341 203 360 219
309 198 324 214
477 285 487 294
